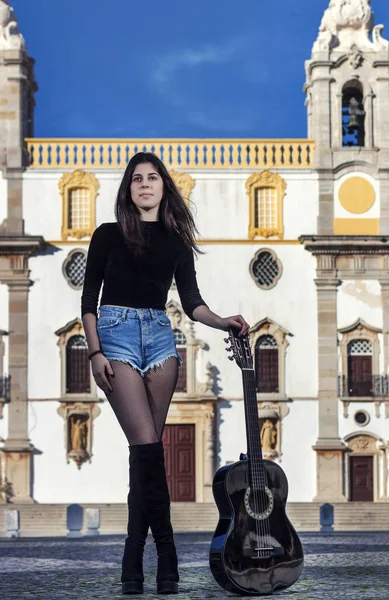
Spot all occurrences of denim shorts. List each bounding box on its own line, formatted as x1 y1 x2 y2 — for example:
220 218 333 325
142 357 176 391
97 305 182 377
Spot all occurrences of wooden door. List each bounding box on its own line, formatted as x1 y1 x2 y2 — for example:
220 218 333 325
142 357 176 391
350 456 374 501
348 355 372 396
256 348 279 393
162 424 195 502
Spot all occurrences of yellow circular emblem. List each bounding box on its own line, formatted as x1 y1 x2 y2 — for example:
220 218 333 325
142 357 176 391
338 177 376 214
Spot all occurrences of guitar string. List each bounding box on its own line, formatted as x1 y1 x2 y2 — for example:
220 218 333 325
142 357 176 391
234 332 272 557
241 341 265 555
243 370 267 555
243 363 272 556
249 373 272 554
242 370 263 554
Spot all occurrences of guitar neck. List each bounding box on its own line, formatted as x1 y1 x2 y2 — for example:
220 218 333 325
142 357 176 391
242 368 267 490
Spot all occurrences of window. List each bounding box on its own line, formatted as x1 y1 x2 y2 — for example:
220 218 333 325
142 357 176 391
250 248 282 290
255 335 279 393
69 189 90 231
354 410 370 427
63 249 87 289
66 335 90 394
347 339 373 397
174 329 187 393
59 170 99 240
246 170 287 240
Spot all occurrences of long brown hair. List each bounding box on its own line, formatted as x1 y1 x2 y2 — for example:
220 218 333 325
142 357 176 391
115 152 203 254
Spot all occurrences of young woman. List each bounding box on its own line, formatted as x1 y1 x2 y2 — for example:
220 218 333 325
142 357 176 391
81 152 250 595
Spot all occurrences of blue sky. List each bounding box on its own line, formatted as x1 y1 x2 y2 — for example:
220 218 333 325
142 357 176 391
16 0 389 139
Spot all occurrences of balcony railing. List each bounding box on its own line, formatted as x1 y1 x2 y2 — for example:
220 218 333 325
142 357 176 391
25 138 314 170
338 375 389 398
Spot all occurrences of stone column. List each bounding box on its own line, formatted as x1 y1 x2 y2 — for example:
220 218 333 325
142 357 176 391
1 273 33 503
317 176 335 236
313 276 347 502
380 280 389 376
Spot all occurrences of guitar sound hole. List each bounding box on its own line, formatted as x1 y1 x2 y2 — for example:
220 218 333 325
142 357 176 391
244 486 274 521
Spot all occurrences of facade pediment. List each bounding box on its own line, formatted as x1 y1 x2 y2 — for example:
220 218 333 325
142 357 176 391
55 318 83 337
338 318 382 335
250 317 291 338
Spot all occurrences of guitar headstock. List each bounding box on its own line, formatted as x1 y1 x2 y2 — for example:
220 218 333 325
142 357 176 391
224 327 253 370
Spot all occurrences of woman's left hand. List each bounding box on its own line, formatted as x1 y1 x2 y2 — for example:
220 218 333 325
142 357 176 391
219 314 250 336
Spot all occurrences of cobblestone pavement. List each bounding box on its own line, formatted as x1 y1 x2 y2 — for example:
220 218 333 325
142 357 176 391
1 532 389 600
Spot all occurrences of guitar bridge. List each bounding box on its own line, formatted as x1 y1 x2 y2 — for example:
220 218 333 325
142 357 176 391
242 546 284 559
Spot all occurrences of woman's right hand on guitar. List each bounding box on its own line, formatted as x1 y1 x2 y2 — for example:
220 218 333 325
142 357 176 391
91 354 114 395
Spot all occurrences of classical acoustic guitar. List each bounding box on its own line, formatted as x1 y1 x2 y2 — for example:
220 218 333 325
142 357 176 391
209 328 304 596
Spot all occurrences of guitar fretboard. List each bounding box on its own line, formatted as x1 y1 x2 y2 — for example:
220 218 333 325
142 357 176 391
242 369 268 491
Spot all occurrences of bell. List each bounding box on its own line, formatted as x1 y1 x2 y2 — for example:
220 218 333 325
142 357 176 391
348 113 360 132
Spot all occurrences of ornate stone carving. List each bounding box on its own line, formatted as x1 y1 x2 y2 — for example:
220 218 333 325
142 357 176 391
166 300 183 331
348 434 377 452
313 0 388 52
169 170 195 204
258 403 289 461
0 1 25 51
349 44 363 68
260 419 278 454
58 402 101 469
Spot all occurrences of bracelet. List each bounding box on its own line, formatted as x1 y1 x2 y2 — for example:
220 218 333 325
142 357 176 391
88 350 102 360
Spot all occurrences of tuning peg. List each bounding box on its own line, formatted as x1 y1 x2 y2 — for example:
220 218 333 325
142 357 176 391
223 337 229 343
225 347 233 352
228 356 235 361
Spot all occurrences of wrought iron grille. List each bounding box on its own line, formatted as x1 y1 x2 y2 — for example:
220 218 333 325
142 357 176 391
338 375 389 398
251 251 280 288
64 251 87 288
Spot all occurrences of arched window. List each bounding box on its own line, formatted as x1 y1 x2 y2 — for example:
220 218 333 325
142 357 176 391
66 335 90 394
174 329 187 393
342 80 365 147
347 339 372 397
255 335 279 393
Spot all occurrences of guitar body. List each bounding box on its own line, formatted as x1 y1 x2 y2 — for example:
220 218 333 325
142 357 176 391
210 459 304 596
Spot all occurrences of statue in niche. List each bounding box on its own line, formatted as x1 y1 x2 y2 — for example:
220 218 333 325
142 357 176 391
69 415 88 452
260 419 277 453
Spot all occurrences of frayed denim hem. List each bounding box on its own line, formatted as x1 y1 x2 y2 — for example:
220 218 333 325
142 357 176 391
107 353 182 378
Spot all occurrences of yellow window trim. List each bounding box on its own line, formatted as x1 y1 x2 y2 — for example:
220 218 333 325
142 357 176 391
246 170 287 240
58 170 100 241
169 170 195 205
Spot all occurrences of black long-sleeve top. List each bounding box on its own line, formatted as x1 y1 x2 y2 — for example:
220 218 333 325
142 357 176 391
81 221 207 320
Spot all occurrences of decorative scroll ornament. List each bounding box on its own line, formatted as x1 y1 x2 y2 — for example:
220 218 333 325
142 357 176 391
313 0 389 52
0 1 25 51
169 170 195 204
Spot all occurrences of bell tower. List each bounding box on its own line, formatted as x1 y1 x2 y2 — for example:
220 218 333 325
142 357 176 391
303 1 389 504
305 0 389 233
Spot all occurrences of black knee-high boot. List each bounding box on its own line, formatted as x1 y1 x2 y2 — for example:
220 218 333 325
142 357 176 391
132 441 179 595
121 447 150 595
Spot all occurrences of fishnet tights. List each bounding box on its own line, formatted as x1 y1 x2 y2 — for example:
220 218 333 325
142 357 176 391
106 358 179 445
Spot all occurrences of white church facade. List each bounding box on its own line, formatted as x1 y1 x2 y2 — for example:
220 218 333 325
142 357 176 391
1 0 389 507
